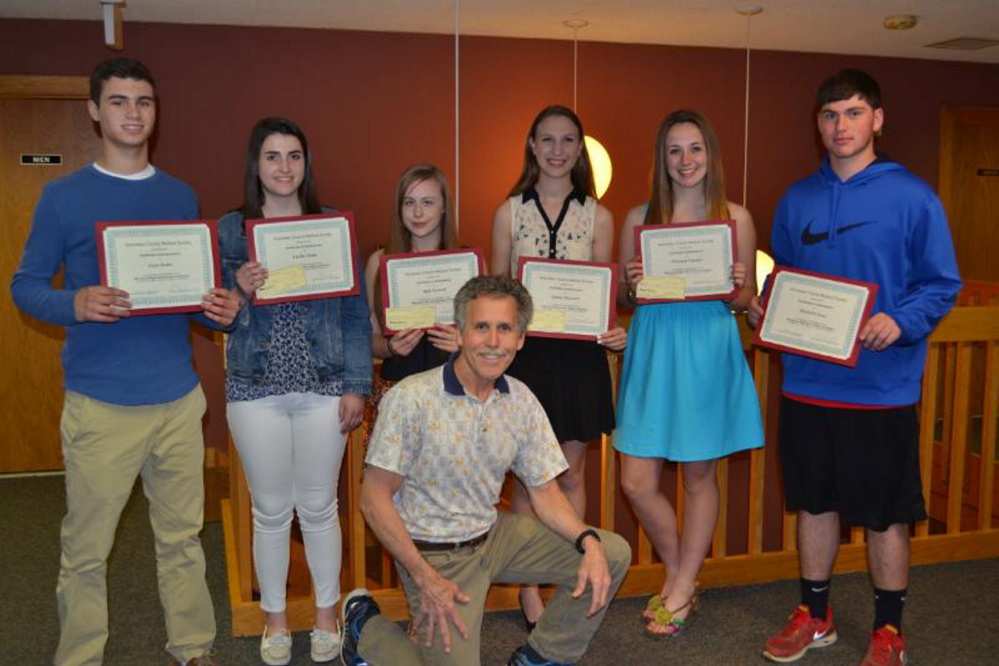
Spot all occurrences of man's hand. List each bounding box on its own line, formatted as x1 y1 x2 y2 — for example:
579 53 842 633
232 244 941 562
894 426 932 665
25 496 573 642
338 393 365 433
411 570 470 653
74 286 131 323
201 288 241 326
572 537 613 616
747 295 764 329
859 313 900 351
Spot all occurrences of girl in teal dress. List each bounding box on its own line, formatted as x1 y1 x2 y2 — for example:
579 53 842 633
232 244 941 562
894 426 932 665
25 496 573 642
615 109 764 637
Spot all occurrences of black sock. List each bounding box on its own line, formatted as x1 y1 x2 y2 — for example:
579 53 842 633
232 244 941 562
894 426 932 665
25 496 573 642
800 577 831 620
873 588 906 633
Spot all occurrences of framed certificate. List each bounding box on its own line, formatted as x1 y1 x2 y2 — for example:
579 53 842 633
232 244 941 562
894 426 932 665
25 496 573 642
379 248 486 334
753 266 878 367
633 221 738 303
517 257 618 340
245 213 360 305
96 220 221 315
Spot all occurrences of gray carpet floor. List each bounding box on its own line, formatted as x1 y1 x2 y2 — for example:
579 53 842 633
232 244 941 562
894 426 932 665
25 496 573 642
2 476 997 665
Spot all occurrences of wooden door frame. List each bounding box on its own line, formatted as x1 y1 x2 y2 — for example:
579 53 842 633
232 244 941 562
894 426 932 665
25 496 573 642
0 75 88 100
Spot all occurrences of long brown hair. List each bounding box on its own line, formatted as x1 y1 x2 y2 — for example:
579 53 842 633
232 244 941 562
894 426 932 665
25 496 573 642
644 109 729 225
508 105 596 198
241 117 322 221
387 164 458 254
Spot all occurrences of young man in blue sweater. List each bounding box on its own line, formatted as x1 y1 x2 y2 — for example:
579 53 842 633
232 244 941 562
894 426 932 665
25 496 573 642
11 58 240 666
749 70 961 665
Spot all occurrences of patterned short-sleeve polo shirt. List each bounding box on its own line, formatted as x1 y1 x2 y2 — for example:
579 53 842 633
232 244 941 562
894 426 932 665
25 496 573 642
366 356 568 542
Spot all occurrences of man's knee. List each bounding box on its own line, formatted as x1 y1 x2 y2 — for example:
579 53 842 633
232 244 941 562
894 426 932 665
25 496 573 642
597 530 632 578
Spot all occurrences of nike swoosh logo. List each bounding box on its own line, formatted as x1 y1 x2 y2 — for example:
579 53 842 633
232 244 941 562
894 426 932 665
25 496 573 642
801 220 875 245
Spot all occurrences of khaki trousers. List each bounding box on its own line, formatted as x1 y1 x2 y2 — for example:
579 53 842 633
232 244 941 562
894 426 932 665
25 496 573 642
54 387 215 666
358 512 631 665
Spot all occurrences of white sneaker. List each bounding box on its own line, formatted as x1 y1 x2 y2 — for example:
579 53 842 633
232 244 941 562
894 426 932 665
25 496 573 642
310 624 341 663
260 626 292 666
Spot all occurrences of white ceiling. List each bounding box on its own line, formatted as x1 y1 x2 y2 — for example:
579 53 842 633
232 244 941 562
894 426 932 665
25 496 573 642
3 0 999 64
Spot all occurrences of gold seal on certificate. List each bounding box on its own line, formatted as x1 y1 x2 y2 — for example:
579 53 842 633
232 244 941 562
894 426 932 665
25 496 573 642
379 248 486 334
246 213 361 305
517 257 619 340
634 221 738 303
753 266 878 367
96 220 221 315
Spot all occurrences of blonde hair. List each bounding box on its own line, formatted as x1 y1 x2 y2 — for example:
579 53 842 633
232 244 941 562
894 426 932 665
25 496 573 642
387 164 457 254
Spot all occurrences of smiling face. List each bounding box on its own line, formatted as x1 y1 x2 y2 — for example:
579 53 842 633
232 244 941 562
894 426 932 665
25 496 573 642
401 177 444 247
530 114 583 180
817 94 883 169
454 295 525 396
665 121 708 190
87 77 156 151
257 132 305 204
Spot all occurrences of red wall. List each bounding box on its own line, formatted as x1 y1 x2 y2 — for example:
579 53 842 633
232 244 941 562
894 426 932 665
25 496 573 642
6 18 999 258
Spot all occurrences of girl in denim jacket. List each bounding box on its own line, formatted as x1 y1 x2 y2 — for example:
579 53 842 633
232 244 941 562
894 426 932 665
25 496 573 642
218 117 372 666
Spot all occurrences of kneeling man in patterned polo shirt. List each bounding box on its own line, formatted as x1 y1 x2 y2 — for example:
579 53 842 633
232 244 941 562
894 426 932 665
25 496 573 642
340 275 631 666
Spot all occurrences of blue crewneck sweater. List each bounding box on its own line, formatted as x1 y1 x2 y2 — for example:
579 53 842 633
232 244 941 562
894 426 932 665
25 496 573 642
11 165 218 405
770 157 961 406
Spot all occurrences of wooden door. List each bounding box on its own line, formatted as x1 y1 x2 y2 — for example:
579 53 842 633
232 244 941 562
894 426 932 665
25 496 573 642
0 82 99 472
939 106 999 281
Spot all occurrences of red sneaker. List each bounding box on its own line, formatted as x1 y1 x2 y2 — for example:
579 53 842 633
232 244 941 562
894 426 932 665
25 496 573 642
860 625 908 666
763 604 838 663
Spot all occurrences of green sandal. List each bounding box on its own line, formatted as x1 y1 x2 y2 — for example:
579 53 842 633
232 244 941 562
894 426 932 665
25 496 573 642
642 594 663 622
644 596 699 639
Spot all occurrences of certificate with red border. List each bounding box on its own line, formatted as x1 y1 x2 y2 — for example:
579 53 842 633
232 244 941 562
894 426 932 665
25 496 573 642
379 248 486 334
245 213 360 306
517 257 618 340
634 220 738 303
96 219 220 316
753 266 878 367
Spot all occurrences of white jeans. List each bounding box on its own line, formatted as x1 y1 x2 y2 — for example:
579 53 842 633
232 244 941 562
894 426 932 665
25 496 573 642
227 393 346 612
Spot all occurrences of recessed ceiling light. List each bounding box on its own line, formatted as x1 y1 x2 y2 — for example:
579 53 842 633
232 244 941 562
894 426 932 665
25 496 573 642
884 15 917 30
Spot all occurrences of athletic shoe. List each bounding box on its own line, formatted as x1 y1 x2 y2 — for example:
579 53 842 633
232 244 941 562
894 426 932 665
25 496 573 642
309 625 341 663
260 627 292 666
340 588 381 666
762 604 838 662
167 651 220 666
507 644 574 666
860 625 908 666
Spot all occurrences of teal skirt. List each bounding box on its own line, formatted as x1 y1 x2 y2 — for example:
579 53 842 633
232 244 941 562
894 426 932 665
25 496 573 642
613 300 763 461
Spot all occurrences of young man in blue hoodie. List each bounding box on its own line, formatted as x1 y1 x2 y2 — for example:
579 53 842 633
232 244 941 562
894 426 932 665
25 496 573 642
11 58 240 666
749 69 961 665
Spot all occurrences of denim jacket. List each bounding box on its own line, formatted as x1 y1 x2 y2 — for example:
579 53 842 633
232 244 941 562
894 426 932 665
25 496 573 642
218 209 373 396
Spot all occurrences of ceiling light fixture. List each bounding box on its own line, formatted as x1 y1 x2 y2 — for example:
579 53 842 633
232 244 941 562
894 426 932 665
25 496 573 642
564 19 612 199
884 15 918 31
100 0 125 50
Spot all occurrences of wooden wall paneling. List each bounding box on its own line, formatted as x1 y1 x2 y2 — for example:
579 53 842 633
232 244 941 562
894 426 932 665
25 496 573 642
979 341 999 529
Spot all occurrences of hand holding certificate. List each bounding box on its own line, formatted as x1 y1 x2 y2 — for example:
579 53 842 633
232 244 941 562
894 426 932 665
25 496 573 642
379 248 486 334
246 213 361 305
753 266 878 366
517 257 618 340
96 220 221 315
633 221 738 302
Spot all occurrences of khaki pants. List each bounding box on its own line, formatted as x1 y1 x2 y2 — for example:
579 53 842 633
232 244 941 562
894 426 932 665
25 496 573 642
55 387 215 666
358 513 631 665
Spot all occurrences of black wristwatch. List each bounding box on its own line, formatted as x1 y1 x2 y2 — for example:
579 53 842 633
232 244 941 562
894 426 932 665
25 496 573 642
574 528 601 554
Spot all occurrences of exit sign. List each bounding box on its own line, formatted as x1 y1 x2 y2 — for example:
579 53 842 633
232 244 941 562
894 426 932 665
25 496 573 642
21 154 63 166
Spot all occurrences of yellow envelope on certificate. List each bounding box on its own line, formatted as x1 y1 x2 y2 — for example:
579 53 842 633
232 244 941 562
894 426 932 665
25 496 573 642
637 275 686 300
385 305 436 330
258 264 307 297
529 308 566 332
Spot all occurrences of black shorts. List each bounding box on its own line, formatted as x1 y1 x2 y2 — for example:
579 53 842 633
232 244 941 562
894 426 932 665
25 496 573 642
778 396 926 531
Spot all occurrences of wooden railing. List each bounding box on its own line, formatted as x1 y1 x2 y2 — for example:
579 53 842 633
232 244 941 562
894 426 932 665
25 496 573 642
221 298 999 635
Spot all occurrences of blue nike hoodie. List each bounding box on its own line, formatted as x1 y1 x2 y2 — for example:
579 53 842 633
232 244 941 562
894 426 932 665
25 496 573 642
770 157 961 406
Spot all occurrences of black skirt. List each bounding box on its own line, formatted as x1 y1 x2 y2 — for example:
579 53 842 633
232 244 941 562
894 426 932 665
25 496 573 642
505 336 615 442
